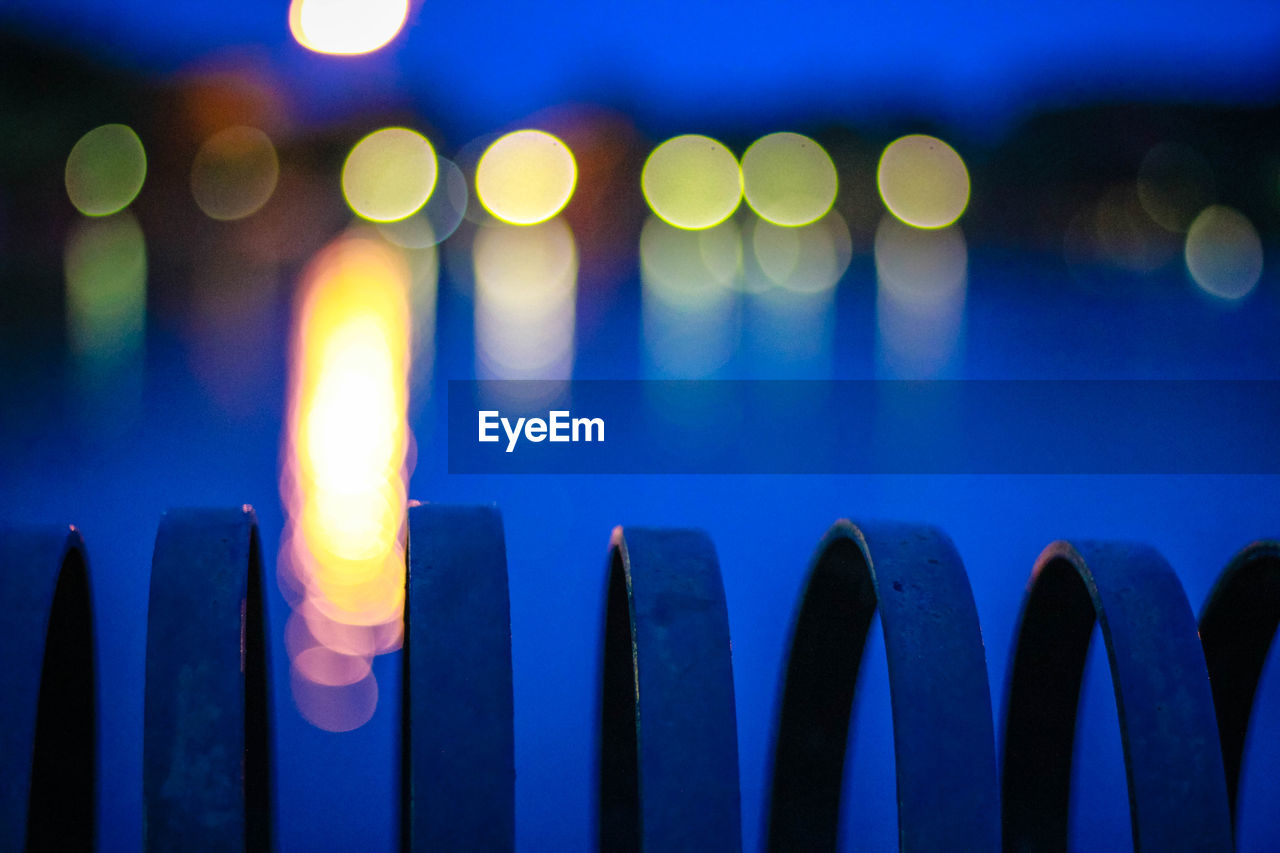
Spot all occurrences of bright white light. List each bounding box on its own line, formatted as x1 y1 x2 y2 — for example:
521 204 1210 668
475 130 577 226
280 230 414 730
289 0 409 55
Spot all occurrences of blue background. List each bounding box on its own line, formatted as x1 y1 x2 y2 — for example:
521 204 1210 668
3 251 1279 851
1 1 1279 851
2 0 1279 136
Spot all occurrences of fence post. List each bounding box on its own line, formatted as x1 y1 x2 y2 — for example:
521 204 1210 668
144 507 271 852
0 525 95 852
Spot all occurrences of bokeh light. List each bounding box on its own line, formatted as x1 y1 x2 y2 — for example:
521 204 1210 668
748 211 851 293
1092 183 1178 273
641 135 742 230
639 215 740 376
64 212 147 361
640 215 741 295
874 214 967 377
281 231 413 730
473 218 577 380
190 126 280 221
292 642 373 688
475 130 577 225
874 213 967 297
740 212 847 372
741 132 837 227
289 669 379 733
876 134 970 229
1137 142 1215 233
1184 205 1263 300
288 0 408 55
65 124 147 217
377 157 468 248
342 128 438 223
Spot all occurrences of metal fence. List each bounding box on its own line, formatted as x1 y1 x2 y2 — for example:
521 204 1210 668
2 505 1275 851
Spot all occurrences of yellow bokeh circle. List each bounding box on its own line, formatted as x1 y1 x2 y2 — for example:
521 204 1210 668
877 134 970 229
341 128 438 223
641 135 742 230
475 130 577 225
65 124 147 217
741 132 837 227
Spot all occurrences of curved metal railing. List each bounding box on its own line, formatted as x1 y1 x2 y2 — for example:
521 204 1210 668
0 506 1274 852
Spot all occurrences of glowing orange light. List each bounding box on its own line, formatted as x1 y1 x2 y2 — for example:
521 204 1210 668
281 230 413 730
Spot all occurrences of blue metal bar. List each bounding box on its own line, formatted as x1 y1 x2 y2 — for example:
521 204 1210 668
1002 540 1232 852
766 520 999 852
144 507 271 852
600 527 742 853
0 525 95 853
403 503 515 852
1199 540 1280 829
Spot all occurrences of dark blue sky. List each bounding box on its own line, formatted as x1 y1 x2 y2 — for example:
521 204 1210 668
5 0 1280 136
